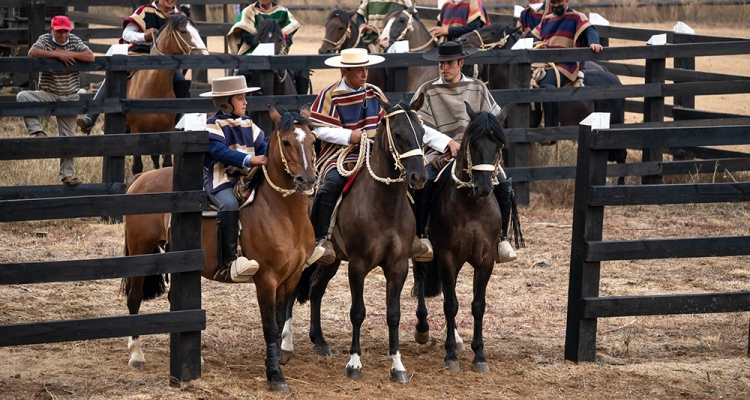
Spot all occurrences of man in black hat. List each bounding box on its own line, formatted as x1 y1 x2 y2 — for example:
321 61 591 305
411 40 523 263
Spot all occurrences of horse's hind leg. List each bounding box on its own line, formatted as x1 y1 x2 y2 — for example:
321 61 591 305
124 276 147 370
162 154 173 168
151 154 161 170
132 155 144 175
308 260 341 358
413 260 440 344
345 260 368 380
277 276 300 366
470 261 495 373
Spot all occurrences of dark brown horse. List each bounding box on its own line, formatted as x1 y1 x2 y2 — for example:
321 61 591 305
380 4 438 91
121 106 317 392
253 18 297 96
458 24 627 183
127 14 208 175
413 103 508 373
282 96 427 382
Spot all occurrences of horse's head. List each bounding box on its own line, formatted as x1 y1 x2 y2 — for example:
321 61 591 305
152 14 208 56
455 102 509 197
268 105 317 194
374 94 427 190
319 7 355 54
457 24 518 50
380 5 412 50
256 18 286 55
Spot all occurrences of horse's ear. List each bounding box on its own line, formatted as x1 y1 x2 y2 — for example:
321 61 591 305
268 104 282 124
410 92 424 112
300 103 311 119
509 26 521 36
496 106 509 124
408 2 416 14
464 101 476 120
376 97 393 113
257 15 265 24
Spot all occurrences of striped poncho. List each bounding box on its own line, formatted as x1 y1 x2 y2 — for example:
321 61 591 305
438 0 489 30
531 7 592 81
120 4 171 54
518 3 544 33
411 77 501 165
227 1 301 55
310 81 387 175
357 0 414 31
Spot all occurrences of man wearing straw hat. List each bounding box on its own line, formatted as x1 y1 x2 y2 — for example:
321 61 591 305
308 48 437 265
411 41 524 263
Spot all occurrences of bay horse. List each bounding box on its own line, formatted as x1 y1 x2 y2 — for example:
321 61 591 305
413 102 509 373
457 24 627 184
282 96 427 382
121 106 318 392
318 6 387 90
252 18 297 96
379 4 438 91
127 14 208 175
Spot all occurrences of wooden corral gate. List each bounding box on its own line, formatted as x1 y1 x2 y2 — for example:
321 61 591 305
0 130 208 384
565 124 750 362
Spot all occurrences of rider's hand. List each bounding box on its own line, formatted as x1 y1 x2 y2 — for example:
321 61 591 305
429 26 449 38
144 28 158 43
446 139 460 157
590 43 603 53
349 129 363 144
250 155 267 166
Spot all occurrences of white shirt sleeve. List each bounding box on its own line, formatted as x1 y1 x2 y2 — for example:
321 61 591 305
122 23 147 44
314 126 353 146
422 124 451 153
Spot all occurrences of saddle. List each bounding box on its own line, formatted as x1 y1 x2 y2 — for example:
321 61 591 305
204 166 262 216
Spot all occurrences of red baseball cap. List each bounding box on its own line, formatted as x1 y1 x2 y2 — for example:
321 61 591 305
51 16 72 31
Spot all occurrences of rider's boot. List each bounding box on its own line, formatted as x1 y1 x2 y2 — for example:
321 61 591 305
411 179 434 262
494 179 519 263
77 78 108 135
217 211 259 282
309 177 341 266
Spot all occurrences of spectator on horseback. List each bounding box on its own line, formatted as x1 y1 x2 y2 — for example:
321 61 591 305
431 0 490 42
518 0 545 34
77 0 192 134
530 0 602 129
411 41 523 263
200 76 268 282
227 0 310 94
17 15 94 186
356 0 414 32
308 48 434 265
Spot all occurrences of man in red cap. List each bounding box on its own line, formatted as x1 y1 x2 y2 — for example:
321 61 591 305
16 15 94 186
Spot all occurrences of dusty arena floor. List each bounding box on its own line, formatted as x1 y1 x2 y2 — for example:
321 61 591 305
1 21 750 400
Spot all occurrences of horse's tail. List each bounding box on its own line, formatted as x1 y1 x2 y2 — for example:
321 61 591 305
120 234 169 301
411 261 442 298
509 183 526 249
294 263 317 304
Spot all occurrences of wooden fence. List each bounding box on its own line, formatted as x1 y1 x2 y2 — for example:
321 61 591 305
565 123 750 362
0 129 208 384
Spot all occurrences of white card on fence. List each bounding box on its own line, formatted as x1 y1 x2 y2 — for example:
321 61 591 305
251 43 275 56
388 40 410 54
580 112 611 130
674 21 695 34
511 37 534 50
176 113 207 131
647 34 667 46
589 13 609 26
514 5 524 18
106 44 129 56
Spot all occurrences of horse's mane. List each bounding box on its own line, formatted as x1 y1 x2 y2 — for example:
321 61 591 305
257 18 283 42
326 7 353 25
278 110 313 132
466 111 507 147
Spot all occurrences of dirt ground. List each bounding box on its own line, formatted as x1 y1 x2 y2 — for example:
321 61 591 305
1 21 750 400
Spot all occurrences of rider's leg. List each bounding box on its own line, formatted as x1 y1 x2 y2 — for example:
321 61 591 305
411 164 439 262
309 169 347 266
77 79 108 134
493 176 522 263
538 71 571 129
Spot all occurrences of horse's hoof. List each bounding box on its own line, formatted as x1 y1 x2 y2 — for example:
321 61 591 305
129 360 146 371
314 344 332 357
390 369 409 383
414 329 430 345
345 367 362 380
444 360 459 372
280 350 293 365
473 362 490 373
269 382 290 392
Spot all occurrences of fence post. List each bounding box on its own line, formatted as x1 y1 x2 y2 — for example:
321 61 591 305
168 149 204 385
190 5 208 85
102 68 128 222
27 0 46 90
506 61 531 206
564 125 606 362
642 57 665 185
671 34 695 110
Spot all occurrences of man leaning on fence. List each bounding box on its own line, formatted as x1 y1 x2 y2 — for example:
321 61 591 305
17 15 94 186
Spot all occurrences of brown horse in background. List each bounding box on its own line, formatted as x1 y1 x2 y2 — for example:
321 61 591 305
413 103 508 373
283 97 427 383
121 107 317 392
127 14 208 175
379 4 438 91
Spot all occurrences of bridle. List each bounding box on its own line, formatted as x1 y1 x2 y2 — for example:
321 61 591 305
263 123 317 197
336 105 424 185
391 10 437 52
152 22 208 56
472 30 510 50
451 135 504 189
321 15 359 53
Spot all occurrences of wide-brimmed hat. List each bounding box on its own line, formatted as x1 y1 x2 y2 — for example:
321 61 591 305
199 76 260 98
423 41 478 62
51 16 72 31
324 48 385 68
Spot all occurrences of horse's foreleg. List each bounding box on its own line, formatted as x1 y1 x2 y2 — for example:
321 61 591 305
132 156 144 175
255 280 289 392
125 276 146 370
384 260 409 383
440 257 461 372
470 260 494 373
150 154 161 170
413 261 430 344
308 260 341 358
345 262 367 380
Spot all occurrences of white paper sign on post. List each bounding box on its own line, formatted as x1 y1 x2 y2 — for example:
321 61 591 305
647 34 667 46
588 13 609 26
176 113 208 131
106 44 129 56
511 37 534 50
580 112 611 130
514 5 524 18
387 40 410 54
251 43 276 56
673 21 695 34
